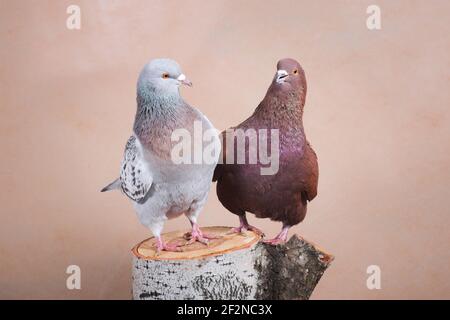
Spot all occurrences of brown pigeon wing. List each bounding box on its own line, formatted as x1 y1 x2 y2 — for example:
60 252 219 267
302 142 319 201
212 129 227 182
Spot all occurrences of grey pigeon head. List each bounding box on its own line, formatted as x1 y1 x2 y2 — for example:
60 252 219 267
137 58 192 103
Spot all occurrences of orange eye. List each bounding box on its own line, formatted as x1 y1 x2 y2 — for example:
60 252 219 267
293 69 298 75
162 73 169 79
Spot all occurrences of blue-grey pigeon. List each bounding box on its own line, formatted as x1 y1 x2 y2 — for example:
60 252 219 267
102 58 220 252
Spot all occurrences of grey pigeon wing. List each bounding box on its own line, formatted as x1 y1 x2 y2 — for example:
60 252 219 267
119 136 152 202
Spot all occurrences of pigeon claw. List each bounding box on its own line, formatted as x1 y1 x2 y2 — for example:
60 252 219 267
228 226 248 235
246 225 265 237
155 238 183 253
262 226 290 245
186 234 209 246
228 225 265 237
184 223 210 246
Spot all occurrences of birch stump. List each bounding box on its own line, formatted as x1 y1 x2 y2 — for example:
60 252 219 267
132 226 333 300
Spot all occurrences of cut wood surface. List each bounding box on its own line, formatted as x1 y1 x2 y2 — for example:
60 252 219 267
133 226 261 260
132 226 333 300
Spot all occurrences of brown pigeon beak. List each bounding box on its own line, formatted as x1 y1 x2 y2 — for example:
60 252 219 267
177 74 193 87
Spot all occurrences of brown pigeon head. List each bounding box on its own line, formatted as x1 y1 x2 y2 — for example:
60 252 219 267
270 58 307 106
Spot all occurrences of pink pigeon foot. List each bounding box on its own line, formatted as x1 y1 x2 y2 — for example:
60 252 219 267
155 236 182 253
262 225 290 245
229 215 265 236
184 223 210 245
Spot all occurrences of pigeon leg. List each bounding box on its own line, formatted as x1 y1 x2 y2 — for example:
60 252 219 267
183 204 219 242
155 236 182 252
148 220 182 253
185 222 210 245
229 215 265 236
263 225 290 245
183 220 219 240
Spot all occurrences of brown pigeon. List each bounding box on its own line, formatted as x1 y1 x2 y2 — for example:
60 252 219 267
213 58 318 244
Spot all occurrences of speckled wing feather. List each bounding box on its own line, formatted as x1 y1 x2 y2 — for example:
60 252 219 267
120 135 152 203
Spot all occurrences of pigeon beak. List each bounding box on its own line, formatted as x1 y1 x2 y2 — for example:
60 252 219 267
177 74 192 87
275 70 289 84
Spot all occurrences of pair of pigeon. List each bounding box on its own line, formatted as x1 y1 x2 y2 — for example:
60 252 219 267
102 58 318 252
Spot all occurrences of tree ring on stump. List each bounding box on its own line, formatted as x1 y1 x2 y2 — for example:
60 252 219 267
132 226 261 260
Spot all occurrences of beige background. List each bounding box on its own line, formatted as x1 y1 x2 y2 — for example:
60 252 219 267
1 0 449 299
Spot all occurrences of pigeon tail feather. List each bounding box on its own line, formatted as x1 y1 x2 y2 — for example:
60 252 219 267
101 179 121 192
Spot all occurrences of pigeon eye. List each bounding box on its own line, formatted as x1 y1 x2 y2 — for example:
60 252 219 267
162 73 169 79
293 69 298 75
